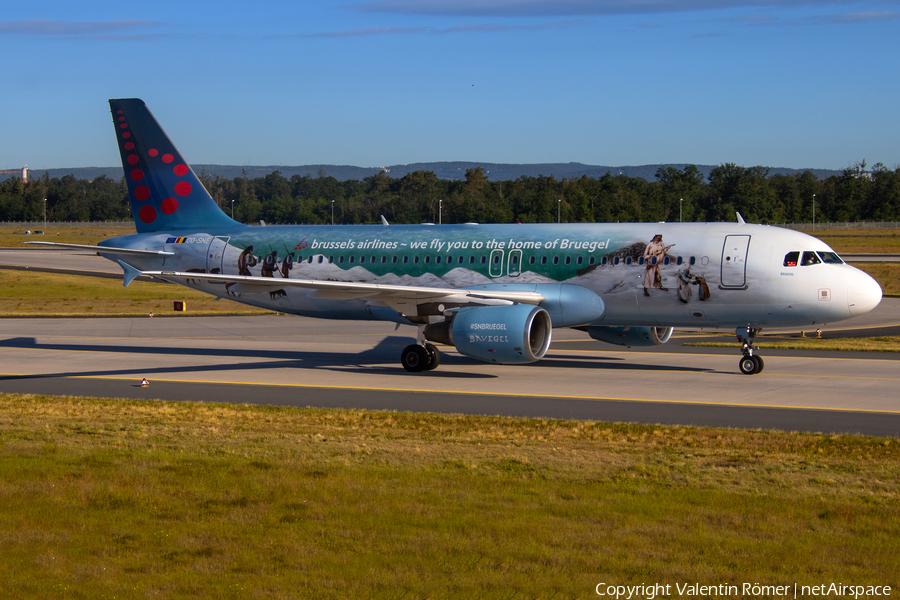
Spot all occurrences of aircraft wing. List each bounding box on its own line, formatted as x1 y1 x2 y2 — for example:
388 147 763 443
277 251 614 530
140 269 547 313
23 241 174 257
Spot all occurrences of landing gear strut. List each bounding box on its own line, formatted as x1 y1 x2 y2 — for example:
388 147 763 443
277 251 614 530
736 326 764 375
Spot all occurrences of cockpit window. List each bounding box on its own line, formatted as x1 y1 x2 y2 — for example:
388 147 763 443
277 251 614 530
783 251 799 267
817 251 844 264
801 251 822 266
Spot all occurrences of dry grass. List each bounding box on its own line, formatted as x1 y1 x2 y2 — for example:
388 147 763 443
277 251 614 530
851 262 900 297
1 393 898 598
0 225 136 247
799 228 900 254
0 270 268 316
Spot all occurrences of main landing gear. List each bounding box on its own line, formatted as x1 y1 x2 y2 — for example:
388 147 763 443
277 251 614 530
401 343 441 372
736 326 764 375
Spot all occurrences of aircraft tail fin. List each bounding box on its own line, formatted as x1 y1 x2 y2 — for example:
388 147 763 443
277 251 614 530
109 98 239 233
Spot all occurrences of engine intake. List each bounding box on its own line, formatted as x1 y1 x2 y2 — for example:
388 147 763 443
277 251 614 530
425 304 552 364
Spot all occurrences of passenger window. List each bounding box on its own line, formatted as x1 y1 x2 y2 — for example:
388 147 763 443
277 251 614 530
589 256 595 265
676 256 682 266
553 256 559 265
541 256 547 265
576 256 583 265
529 256 535 265
392 256 397 264
402 256 408 264
414 256 420 264
436 256 442 264
801 251 821 266
381 256 386 264
625 257 632 265
565 256 571 265
783 251 799 267
458 256 464 264
469 256 475 264
689 256 696 266
328 256 334 264
601 256 608 265
614 257 620 265
480 256 487 264
339 256 345 264
512 255 519 265
663 256 670 266
348 256 354 264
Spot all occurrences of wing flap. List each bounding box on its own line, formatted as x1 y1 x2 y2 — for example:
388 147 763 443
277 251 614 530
143 269 546 305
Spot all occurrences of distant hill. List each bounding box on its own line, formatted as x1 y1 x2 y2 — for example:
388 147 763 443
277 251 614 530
3 162 842 183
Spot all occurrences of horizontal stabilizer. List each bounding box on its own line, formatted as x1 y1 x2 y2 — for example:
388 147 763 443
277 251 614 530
23 241 174 256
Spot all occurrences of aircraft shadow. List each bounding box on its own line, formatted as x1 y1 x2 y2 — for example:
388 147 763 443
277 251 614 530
0 336 496 381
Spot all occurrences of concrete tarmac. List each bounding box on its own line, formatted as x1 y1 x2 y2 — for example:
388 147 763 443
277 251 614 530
1 312 898 437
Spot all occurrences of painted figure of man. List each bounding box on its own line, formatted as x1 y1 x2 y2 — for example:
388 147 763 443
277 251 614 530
643 234 674 296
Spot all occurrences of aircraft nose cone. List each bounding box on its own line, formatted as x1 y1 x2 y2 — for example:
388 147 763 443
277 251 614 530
848 268 883 317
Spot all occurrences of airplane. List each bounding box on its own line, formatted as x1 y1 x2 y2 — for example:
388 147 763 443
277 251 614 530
27 98 883 375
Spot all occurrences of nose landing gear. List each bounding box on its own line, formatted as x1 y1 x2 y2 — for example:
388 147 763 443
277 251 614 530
736 326 764 375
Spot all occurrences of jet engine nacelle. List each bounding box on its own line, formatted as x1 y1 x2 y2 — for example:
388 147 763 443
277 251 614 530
467 283 604 328
425 304 552 364
586 325 674 347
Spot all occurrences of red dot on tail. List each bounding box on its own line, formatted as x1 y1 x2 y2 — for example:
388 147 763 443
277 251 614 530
122 132 131 139
149 149 158 157
119 116 125 122
162 154 174 164
161 197 179 214
131 169 144 182
174 164 188 176
125 142 135 150
120 123 127 129
127 155 139 165
117 110 123 115
134 185 150 201
174 181 192 196
139 205 157 224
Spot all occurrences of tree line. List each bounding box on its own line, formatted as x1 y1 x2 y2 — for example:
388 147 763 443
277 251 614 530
2 162 898 225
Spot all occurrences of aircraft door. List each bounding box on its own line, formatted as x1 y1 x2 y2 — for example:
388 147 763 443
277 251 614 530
207 236 229 274
720 235 750 288
489 249 504 277
508 249 522 277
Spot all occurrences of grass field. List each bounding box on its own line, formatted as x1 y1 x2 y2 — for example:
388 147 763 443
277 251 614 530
796 228 900 254
0 270 268 317
1 393 898 598
1 225 136 248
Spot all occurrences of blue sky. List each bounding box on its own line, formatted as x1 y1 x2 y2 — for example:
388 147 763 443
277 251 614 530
2 0 899 172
